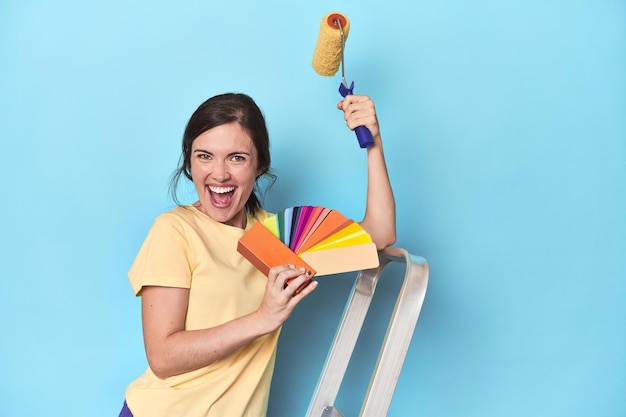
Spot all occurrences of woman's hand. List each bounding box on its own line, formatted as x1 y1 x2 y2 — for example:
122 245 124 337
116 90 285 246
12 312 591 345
255 265 317 334
337 95 381 146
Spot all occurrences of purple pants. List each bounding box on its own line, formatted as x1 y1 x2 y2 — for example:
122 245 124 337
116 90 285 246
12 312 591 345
118 401 133 417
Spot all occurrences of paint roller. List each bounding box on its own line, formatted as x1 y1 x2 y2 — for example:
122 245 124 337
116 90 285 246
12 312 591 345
312 12 375 149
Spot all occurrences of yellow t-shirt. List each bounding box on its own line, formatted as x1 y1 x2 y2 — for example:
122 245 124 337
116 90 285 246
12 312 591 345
125 206 278 417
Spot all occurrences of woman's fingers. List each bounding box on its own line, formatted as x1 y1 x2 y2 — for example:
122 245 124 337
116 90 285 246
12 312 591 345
258 265 317 328
268 265 315 297
284 272 315 297
337 95 380 139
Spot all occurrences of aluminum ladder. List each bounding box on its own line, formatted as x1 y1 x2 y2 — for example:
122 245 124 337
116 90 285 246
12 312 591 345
305 247 429 417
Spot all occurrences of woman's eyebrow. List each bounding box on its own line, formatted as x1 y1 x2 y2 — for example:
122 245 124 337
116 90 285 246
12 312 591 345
192 149 252 157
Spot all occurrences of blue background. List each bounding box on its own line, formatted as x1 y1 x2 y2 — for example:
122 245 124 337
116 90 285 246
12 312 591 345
1 1 624 416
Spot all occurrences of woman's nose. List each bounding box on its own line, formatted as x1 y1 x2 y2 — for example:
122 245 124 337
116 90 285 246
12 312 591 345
213 161 231 181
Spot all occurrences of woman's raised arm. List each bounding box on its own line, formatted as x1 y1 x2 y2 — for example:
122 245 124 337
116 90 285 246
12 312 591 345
337 95 396 250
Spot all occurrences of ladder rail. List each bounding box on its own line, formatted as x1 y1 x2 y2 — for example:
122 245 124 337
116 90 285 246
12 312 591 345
305 265 380 417
360 248 429 417
304 247 429 417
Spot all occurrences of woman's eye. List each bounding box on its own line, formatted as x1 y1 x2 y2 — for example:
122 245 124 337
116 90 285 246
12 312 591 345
198 153 211 160
231 155 246 162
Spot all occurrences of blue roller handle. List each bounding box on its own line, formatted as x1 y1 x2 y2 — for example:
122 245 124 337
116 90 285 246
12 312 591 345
339 81 375 149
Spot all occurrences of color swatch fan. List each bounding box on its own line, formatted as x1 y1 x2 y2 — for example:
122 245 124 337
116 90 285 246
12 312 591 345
237 206 379 277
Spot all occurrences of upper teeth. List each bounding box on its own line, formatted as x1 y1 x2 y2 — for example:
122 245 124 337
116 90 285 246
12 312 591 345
209 186 235 194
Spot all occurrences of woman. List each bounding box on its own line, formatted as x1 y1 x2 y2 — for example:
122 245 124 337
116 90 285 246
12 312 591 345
119 92 395 417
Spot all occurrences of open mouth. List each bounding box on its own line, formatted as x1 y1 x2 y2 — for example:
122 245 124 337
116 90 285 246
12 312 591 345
208 185 236 207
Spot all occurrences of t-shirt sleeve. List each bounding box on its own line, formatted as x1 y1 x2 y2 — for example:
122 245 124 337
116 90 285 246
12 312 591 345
128 213 192 296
